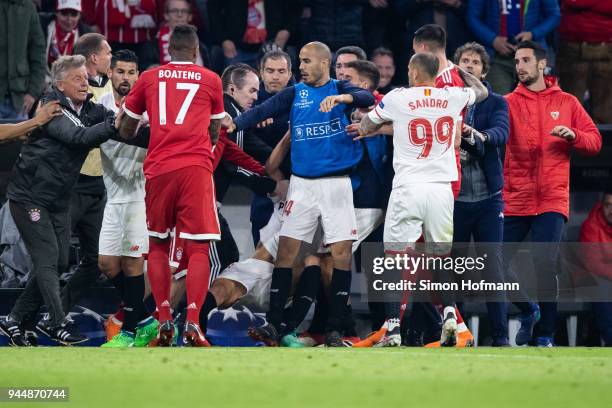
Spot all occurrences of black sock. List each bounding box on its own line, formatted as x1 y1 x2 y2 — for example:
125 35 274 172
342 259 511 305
383 262 402 321
143 294 157 315
326 268 351 332
307 285 328 334
199 292 217 333
343 304 357 337
288 265 321 330
122 275 145 333
267 267 292 328
110 272 126 300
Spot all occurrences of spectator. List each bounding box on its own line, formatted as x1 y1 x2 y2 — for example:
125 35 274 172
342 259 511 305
578 190 612 346
82 0 158 70
557 1 612 124
208 0 300 70
467 0 560 95
300 0 366 52
155 0 209 67
503 41 601 347
453 41 510 346
0 55 117 346
362 0 394 53
250 50 293 245
334 46 367 80
40 0 93 69
371 47 396 94
0 0 46 120
394 0 472 85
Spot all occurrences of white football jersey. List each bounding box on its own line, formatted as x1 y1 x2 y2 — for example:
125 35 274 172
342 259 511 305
98 92 147 203
368 86 475 188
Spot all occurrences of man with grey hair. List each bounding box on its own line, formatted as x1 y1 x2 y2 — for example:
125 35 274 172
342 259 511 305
0 55 119 347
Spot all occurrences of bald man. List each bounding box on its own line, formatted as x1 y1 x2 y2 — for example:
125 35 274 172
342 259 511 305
225 41 375 347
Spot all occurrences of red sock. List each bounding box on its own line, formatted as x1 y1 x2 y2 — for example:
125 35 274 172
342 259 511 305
147 239 173 322
454 307 465 324
185 241 211 324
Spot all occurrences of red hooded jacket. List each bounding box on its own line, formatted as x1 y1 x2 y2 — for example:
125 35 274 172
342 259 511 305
578 202 612 280
559 0 612 43
503 78 602 219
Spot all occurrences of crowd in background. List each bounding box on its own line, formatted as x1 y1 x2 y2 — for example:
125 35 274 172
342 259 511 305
1 0 611 123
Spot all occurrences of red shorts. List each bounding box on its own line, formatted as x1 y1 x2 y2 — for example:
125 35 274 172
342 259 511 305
145 165 220 241
169 230 185 268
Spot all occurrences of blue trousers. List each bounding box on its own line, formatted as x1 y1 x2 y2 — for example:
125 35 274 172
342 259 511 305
592 302 612 346
503 212 564 339
454 196 508 343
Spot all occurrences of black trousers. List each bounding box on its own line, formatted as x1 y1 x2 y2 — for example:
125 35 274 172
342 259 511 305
209 212 240 285
9 201 70 327
60 192 106 312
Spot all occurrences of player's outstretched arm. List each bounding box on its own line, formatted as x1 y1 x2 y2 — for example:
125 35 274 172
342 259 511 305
337 81 376 108
233 87 295 132
0 100 62 143
354 115 387 140
265 130 290 180
457 67 489 103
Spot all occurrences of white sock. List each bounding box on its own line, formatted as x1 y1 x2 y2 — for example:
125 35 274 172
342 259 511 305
443 306 456 320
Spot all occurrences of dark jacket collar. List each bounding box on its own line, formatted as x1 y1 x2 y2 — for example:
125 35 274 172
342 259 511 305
46 86 94 115
88 74 109 89
223 93 243 116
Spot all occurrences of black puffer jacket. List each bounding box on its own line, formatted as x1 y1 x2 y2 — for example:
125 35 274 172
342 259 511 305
7 88 116 212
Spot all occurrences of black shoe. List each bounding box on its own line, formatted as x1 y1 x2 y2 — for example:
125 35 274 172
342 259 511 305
325 330 348 347
402 329 424 347
38 319 88 346
491 338 511 347
248 323 279 346
0 317 30 347
24 330 39 346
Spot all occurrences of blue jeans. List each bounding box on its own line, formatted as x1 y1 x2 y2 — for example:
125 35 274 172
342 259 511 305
454 195 508 343
0 97 26 120
503 212 565 339
592 302 612 346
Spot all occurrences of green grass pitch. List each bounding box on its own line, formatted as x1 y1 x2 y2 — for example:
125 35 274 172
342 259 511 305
1 348 611 407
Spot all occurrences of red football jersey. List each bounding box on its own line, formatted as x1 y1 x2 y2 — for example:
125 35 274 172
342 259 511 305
435 61 465 89
124 61 225 179
435 61 465 199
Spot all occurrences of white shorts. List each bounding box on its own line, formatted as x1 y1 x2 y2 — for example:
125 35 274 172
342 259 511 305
384 183 454 254
318 208 384 254
280 175 357 245
259 201 285 257
99 201 148 257
217 258 274 311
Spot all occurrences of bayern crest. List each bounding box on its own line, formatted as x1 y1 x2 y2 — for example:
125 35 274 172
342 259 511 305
28 208 41 222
